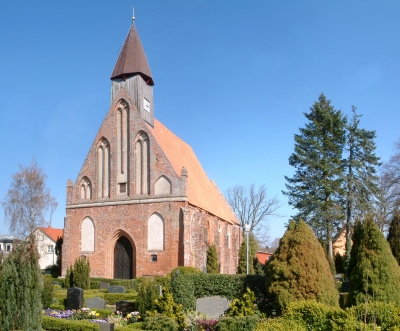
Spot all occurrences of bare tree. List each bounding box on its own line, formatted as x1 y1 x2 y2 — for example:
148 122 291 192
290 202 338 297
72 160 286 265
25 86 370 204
226 184 282 245
375 139 400 232
2 158 58 238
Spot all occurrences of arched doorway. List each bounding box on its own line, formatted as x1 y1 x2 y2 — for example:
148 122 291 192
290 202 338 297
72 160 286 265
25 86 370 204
114 236 133 279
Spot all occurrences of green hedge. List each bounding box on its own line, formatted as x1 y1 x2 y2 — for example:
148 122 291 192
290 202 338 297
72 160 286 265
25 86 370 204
170 274 266 311
255 318 307 331
142 316 178 331
215 316 260 331
42 316 99 331
53 290 137 306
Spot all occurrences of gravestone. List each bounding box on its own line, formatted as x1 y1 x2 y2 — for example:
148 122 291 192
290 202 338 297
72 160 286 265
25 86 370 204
66 287 84 310
196 296 230 319
116 300 136 317
108 285 126 293
86 297 106 309
100 282 110 289
97 322 115 331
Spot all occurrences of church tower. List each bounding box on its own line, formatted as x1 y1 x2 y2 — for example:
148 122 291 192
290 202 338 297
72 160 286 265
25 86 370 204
110 23 155 126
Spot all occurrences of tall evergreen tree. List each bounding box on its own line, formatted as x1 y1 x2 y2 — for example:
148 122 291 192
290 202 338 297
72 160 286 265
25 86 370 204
265 220 338 314
206 244 219 274
283 93 346 258
347 214 400 306
343 107 381 273
387 212 400 266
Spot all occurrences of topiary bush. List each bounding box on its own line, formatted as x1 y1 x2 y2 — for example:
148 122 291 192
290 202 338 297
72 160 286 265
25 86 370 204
265 220 339 314
42 316 98 331
206 244 219 274
142 315 178 331
255 318 307 331
215 316 260 331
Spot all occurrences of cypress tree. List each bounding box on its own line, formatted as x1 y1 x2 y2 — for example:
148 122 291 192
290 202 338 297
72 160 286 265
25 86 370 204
347 214 400 306
387 212 400 266
237 232 258 274
206 244 219 274
265 220 338 313
283 94 346 258
73 256 90 289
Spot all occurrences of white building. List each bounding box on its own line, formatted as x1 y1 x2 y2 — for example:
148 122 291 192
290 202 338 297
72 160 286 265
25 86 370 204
0 235 25 259
33 226 63 270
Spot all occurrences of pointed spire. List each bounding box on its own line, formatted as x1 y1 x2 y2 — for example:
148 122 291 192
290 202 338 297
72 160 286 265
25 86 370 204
111 23 154 85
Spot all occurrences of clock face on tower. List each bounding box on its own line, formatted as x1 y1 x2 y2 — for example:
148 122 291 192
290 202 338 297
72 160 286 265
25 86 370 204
144 98 150 113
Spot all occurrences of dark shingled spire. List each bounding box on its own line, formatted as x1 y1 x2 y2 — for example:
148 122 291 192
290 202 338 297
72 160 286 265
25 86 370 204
111 24 154 85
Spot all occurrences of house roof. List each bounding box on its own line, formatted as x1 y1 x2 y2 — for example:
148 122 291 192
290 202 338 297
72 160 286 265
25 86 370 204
111 23 154 85
37 226 63 242
147 119 239 225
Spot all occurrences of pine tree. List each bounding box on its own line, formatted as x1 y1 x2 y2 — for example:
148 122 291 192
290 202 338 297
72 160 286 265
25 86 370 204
343 107 381 274
206 244 219 274
283 94 346 258
347 214 400 306
237 232 258 274
387 212 400 265
265 220 338 313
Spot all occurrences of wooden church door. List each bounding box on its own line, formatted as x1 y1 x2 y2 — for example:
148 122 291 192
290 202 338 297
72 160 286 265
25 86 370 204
114 236 133 279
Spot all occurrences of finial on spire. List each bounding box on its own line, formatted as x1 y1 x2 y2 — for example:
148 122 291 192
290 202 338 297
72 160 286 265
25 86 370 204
132 7 135 23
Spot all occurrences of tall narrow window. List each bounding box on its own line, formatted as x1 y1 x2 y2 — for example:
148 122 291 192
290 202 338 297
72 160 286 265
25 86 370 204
135 132 150 194
81 217 95 253
97 138 110 198
148 213 164 251
117 101 129 194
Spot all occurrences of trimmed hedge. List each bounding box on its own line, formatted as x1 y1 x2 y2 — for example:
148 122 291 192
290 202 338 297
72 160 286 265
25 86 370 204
115 323 144 330
42 316 98 331
52 290 137 306
142 316 178 331
170 274 266 311
215 316 260 331
255 318 306 331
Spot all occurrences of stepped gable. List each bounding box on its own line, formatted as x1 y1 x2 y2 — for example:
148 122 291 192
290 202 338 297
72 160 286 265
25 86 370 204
147 119 239 225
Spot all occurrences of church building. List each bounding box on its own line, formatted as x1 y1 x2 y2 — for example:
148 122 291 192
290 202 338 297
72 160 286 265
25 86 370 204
62 22 241 279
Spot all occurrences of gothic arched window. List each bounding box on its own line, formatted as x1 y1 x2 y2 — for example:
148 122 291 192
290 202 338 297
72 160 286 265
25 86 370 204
135 132 150 195
80 177 92 200
148 213 164 251
97 138 110 198
116 100 129 195
81 217 95 253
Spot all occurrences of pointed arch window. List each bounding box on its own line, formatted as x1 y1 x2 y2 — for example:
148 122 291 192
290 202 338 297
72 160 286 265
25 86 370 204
135 132 150 195
81 217 95 253
117 100 129 195
80 177 92 200
97 138 110 198
148 213 164 251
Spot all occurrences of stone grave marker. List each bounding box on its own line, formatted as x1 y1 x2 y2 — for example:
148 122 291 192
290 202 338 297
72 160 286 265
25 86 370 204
100 282 110 289
116 300 136 317
66 287 84 310
108 285 126 293
196 296 230 319
86 297 106 309
97 322 115 331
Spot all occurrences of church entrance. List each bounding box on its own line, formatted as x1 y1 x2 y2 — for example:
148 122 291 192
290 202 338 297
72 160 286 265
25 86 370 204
113 236 133 279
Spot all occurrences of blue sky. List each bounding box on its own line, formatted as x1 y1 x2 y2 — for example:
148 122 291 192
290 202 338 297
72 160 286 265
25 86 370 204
1 1 400 242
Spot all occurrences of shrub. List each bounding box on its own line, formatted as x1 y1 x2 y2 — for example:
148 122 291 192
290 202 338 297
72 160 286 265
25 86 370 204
136 278 161 316
142 315 178 331
206 244 219 274
226 288 258 317
171 271 196 310
215 316 260 331
42 274 55 309
42 316 98 331
265 220 338 314
148 290 186 329
255 318 306 331
73 256 91 290
347 215 400 307
170 266 202 276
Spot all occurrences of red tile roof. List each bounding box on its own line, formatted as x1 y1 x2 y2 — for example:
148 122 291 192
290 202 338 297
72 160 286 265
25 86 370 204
38 226 63 242
148 119 239 225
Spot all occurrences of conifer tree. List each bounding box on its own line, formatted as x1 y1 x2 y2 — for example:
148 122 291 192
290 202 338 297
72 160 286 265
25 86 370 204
343 107 380 273
265 220 338 313
347 214 400 306
73 256 91 289
237 232 258 274
387 212 400 265
206 244 219 274
283 94 346 258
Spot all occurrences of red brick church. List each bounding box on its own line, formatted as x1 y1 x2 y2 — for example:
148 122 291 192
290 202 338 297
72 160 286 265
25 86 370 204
62 22 241 279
